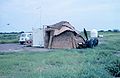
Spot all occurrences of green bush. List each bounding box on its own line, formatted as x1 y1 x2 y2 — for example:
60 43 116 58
105 59 120 77
0 33 19 44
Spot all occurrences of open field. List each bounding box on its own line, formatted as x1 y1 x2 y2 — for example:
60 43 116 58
0 33 19 44
0 32 120 78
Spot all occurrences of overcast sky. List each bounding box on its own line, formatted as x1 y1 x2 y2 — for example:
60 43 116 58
0 0 120 32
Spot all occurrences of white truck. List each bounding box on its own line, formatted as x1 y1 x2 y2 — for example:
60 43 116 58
19 32 32 45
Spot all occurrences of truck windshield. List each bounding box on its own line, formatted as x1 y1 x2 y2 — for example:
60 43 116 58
21 34 26 37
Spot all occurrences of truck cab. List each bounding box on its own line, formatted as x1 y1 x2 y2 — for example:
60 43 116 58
19 32 32 45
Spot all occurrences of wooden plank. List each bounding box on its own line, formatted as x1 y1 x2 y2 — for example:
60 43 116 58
48 35 53 48
48 31 54 49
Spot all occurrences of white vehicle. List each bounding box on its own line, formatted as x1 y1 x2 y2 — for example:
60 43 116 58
19 32 32 45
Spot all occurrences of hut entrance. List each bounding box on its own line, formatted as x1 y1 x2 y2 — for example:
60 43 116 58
45 31 50 48
46 31 51 42
45 30 54 48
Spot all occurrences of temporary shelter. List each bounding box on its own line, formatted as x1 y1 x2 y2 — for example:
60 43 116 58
44 21 85 49
32 28 44 47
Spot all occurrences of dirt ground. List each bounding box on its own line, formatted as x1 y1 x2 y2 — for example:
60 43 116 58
0 43 49 52
0 43 120 57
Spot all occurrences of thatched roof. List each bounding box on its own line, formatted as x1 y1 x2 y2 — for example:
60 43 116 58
48 21 75 30
46 21 80 36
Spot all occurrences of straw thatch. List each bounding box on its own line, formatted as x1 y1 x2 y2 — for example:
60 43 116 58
44 21 85 49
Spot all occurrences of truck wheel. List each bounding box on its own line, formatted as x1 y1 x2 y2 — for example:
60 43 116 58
20 42 24 45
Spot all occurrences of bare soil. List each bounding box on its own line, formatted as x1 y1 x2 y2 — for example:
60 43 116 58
0 43 49 52
0 43 120 57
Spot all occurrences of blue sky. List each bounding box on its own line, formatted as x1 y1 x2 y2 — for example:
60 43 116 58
0 0 120 32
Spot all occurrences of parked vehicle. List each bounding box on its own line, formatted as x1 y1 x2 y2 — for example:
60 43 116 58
19 32 32 45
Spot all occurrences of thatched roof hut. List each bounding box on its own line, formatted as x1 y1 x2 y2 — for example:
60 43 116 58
44 21 85 49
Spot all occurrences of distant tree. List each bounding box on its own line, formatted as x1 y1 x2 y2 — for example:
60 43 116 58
19 31 24 34
113 29 119 32
0 32 3 34
10 32 18 34
99 30 104 32
108 30 112 32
